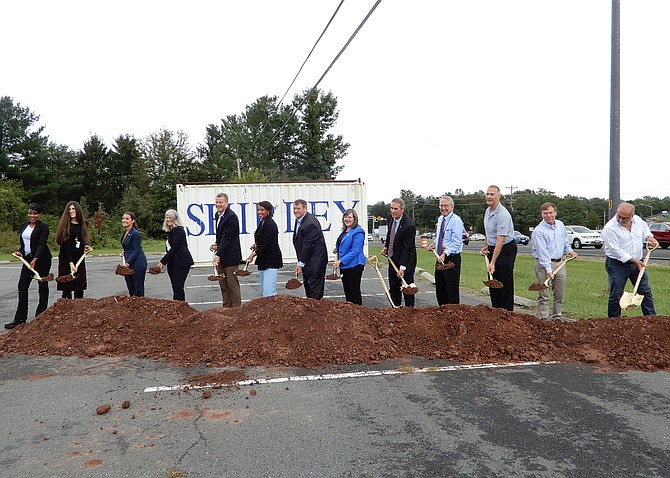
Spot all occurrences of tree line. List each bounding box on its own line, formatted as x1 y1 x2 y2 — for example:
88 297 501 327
368 188 670 235
0 90 349 249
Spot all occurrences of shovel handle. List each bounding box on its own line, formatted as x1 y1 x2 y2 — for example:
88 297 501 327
368 256 399 308
629 242 658 295
73 246 93 269
382 252 412 288
482 254 495 281
429 247 445 265
543 254 576 286
12 252 42 279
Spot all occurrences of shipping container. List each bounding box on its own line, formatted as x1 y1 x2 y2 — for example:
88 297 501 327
176 180 367 265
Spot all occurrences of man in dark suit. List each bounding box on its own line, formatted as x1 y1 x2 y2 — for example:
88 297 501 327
292 199 328 300
382 198 417 307
210 193 242 307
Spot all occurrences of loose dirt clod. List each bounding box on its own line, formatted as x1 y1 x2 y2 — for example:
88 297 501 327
121 400 131 409
96 404 111 415
1 295 670 372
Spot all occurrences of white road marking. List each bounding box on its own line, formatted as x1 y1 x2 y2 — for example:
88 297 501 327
144 361 557 393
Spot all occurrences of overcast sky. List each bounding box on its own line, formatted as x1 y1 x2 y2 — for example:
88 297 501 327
2 1 668 205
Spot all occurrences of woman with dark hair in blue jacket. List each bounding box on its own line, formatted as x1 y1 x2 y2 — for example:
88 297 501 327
334 208 366 305
120 211 147 297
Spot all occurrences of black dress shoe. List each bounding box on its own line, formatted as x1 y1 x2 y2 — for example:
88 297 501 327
4 321 26 330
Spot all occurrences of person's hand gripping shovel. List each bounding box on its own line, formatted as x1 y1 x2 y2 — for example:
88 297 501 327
382 252 418 294
56 245 93 283
427 244 454 270
12 252 54 282
619 241 658 310
480 251 503 289
528 254 576 291
207 252 225 281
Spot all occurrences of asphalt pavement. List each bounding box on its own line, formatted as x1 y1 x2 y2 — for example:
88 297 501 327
1 256 670 477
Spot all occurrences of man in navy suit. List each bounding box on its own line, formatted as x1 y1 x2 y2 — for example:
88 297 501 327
382 198 417 307
210 193 242 307
292 199 328 300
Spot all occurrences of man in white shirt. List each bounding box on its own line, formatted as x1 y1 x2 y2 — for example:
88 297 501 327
601 202 658 317
530 202 577 321
428 196 464 305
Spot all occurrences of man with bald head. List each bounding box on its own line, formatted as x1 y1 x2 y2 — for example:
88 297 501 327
601 202 658 317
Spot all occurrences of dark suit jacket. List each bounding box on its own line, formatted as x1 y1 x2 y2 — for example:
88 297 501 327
215 207 242 268
253 217 283 270
121 227 147 270
18 220 52 275
160 226 194 271
293 212 328 275
384 213 417 271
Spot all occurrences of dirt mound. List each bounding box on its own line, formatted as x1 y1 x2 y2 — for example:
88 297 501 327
1 295 669 371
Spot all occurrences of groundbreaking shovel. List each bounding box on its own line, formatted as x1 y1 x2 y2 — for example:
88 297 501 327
115 254 135 276
325 264 341 280
382 252 418 294
12 252 54 282
285 271 303 290
619 242 658 311
528 254 576 291
481 253 503 289
207 253 225 281
367 255 399 308
233 260 252 277
56 245 93 283
429 248 455 270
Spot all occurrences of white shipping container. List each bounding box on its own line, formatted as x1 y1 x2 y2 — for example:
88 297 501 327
176 180 367 265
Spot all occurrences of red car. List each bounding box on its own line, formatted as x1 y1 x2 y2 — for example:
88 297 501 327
649 222 670 249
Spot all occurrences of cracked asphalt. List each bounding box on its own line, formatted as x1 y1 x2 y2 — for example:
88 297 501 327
1 256 670 477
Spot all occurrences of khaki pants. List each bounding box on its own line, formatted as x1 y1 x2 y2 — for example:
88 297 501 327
534 260 567 319
217 264 241 307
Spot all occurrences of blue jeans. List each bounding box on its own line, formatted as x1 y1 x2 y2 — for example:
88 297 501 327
605 257 655 317
259 268 279 297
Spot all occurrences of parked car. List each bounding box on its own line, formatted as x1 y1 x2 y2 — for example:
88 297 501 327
462 231 469 245
469 233 485 241
513 230 529 245
565 225 603 249
649 222 670 249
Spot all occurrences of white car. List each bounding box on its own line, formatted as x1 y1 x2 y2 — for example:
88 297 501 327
565 225 603 249
469 233 485 241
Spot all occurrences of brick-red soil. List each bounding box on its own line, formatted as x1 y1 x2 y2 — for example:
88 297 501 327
1 295 669 371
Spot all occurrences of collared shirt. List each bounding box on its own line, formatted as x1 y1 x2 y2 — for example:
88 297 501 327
484 204 514 246
531 219 573 273
602 214 652 263
434 212 464 256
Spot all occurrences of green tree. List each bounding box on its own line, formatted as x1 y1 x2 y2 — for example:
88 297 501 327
0 96 46 180
0 179 26 230
77 134 111 211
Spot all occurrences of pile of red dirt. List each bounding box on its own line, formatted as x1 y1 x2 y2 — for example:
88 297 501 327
1 295 669 371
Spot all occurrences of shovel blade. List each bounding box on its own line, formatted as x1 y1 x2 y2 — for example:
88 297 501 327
285 278 303 290
207 275 224 281
528 282 549 291
483 279 504 289
620 291 644 310
55 274 76 283
233 270 251 276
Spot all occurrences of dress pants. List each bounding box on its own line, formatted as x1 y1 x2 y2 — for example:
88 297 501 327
534 260 567 319
217 264 241 307
488 242 517 311
605 256 655 317
15 257 51 322
303 268 326 300
168 265 190 301
388 265 415 307
341 264 364 305
435 253 461 305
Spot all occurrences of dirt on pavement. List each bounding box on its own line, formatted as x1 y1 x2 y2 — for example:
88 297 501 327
1 295 669 372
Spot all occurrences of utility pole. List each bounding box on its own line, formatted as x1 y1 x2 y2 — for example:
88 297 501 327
507 185 517 211
608 0 620 220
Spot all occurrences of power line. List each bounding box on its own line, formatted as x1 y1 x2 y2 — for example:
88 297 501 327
261 0 384 155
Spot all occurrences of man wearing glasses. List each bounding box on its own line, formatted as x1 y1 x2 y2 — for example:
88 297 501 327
601 202 659 317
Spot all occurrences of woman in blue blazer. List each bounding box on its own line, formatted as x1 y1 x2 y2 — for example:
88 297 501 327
120 211 147 297
6 203 53 329
156 209 194 301
334 208 367 305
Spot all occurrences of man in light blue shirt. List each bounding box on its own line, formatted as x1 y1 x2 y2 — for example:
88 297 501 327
531 202 577 321
428 196 464 304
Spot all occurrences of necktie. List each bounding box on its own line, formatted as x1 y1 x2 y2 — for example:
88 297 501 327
294 219 300 235
437 217 446 255
388 220 398 257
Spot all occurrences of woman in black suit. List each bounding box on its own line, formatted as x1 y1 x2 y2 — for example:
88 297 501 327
246 201 283 297
155 209 194 301
121 211 147 297
56 201 92 299
6 203 53 329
